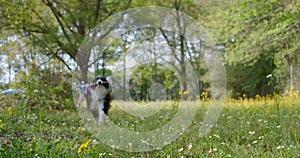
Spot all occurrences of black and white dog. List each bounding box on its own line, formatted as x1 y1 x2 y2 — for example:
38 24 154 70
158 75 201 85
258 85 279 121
75 76 111 124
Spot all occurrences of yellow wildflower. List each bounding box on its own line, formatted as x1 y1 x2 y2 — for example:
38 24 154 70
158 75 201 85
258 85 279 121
0 119 3 128
178 91 182 95
196 95 200 101
183 90 189 95
7 107 12 115
78 139 92 153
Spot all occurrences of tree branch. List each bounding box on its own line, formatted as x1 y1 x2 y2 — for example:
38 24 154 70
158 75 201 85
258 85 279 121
158 27 181 63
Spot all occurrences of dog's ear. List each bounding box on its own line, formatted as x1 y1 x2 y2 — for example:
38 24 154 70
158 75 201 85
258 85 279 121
100 77 109 89
92 76 100 83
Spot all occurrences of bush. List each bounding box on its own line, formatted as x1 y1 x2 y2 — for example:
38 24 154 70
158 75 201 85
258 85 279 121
4 68 76 110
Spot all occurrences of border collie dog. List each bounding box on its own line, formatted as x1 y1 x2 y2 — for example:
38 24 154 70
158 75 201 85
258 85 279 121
76 76 112 124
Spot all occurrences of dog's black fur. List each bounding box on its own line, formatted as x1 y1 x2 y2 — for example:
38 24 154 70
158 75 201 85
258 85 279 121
85 76 112 123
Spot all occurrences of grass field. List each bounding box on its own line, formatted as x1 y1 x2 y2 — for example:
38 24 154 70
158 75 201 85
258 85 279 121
0 94 299 157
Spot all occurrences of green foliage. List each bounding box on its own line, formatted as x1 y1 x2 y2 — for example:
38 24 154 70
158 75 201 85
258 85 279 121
227 54 277 98
0 67 74 111
23 69 74 110
1 0 299 99
209 0 300 95
129 64 180 101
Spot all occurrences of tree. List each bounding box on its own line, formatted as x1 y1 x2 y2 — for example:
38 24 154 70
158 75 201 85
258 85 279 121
154 0 208 99
0 0 132 83
210 0 300 95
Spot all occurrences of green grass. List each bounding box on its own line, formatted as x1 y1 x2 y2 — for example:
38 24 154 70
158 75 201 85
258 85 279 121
0 98 299 157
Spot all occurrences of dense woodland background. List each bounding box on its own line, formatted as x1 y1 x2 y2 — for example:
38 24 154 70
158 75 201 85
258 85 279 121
0 0 299 104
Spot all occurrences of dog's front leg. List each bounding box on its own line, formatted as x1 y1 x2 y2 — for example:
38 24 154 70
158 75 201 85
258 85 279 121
98 101 106 125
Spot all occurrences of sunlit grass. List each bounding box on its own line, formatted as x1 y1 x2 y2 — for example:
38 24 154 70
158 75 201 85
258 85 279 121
0 93 299 157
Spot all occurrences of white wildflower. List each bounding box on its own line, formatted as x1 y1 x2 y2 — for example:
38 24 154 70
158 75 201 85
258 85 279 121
213 134 220 139
188 143 193 150
178 147 184 152
249 131 256 135
258 136 264 139
276 146 285 150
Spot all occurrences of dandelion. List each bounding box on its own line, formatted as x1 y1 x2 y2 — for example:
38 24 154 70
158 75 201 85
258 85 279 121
255 94 261 101
242 94 247 100
183 90 189 95
196 95 200 101
78 139 92 153
0 119 3 128
179 91 182 95
7 107 12 115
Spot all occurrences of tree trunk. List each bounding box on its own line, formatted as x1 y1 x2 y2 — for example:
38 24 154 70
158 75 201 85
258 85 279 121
180 34 187 100
77 47 90 83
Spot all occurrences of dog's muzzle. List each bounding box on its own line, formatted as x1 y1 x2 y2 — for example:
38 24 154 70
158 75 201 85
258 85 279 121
95 79 107 87
97 80 102 86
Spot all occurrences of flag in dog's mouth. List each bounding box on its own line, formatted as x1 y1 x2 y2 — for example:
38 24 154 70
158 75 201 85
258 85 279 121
74 84 92 108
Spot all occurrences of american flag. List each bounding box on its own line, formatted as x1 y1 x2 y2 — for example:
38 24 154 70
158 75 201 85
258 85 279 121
74 84 92 108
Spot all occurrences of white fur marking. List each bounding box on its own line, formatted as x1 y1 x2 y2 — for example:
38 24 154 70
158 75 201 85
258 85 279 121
98 100 106 124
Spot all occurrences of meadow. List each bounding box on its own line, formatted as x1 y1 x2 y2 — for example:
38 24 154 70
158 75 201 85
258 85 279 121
0 92 299 157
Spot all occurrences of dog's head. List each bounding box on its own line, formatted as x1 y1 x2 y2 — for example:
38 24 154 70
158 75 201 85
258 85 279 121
90 76 111 100
93 76 109 89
